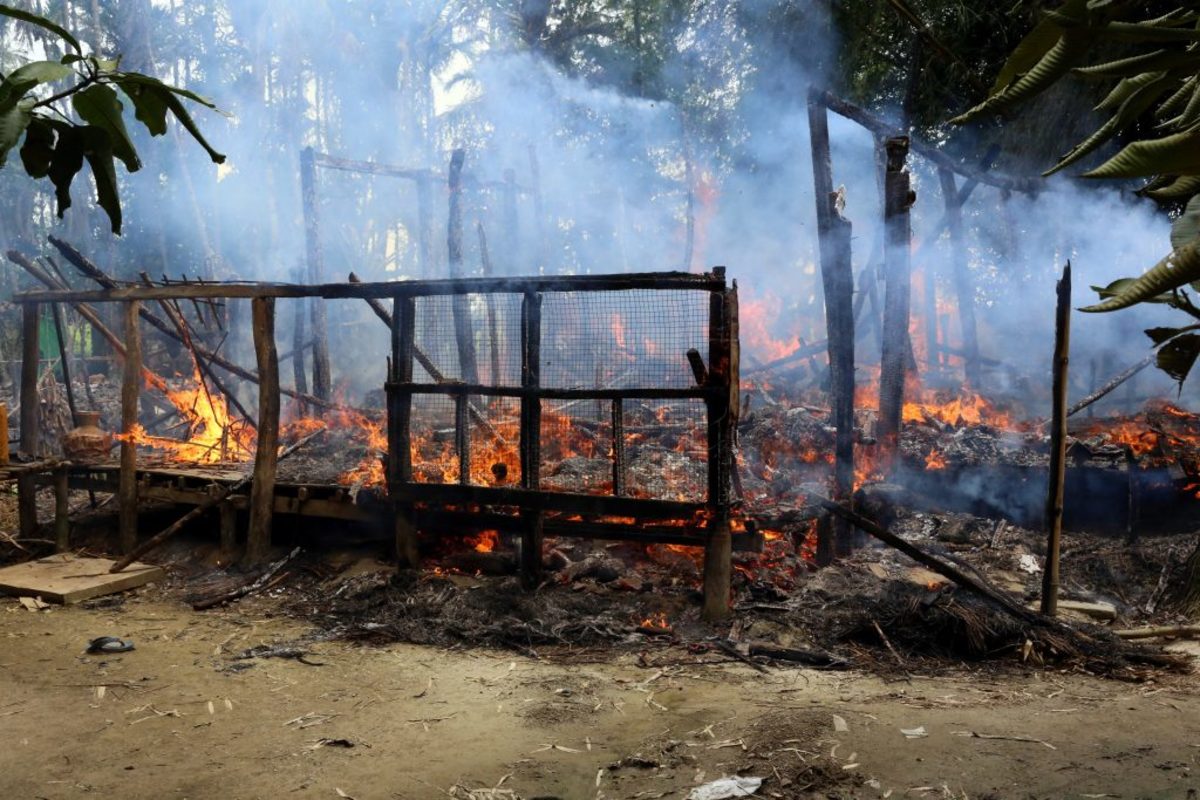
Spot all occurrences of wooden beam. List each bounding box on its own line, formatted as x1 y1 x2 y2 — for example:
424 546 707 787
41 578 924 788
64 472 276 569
118 301 141 554
877 137 914 470
246 297 280 565
1041 263 1071 617
702 274 735 622
390 296 419 568
519 290 543 589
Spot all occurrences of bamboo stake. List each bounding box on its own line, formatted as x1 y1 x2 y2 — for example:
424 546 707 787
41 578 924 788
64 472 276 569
1041 263 1072 617
118 301 142 554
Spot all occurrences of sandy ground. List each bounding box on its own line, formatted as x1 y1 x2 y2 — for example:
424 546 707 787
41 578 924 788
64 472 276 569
0 590 1196 800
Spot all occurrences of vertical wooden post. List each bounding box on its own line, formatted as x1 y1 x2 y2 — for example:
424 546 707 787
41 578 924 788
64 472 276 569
245 297 280 565
519 291 543 589
53 466 69 553
1041 263 1071 617
118 301 141 554
936 167 981 388
0 402 9 465
291 273 309 415
219 499 237 560
502 168 520 275
416 175 434 279
447 149 480 385
455 392 470 484
17 304 40 542
807 92 856 563
877 137 914 470
611 399 626 497
703 270 735 622
389 296 419 568
300 147 332 402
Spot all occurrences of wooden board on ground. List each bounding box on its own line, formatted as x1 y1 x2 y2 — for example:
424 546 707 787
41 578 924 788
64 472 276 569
0 555 164 604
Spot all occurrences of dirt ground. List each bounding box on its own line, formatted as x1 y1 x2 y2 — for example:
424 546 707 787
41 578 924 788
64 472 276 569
0 588 1198 800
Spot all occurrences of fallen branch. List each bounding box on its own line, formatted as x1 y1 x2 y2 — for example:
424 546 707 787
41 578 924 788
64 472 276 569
193 546 303 611
109 427 326 572
1067 353 1155 417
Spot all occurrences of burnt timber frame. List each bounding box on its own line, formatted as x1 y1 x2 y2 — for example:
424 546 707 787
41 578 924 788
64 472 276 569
14 269 743 617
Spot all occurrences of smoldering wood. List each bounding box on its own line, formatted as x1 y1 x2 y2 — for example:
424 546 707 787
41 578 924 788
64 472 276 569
808 91 856 563
936 167 981 387
389 295 419 568
877 137 914 469
108 426 326 572
519 290 543 589
292 269 309 414
300 147 333 402
1041 264 1072 617
1067 353 1156 417
246 297 281 566
702 282 736 621
611 399 627 497
118 301 142 554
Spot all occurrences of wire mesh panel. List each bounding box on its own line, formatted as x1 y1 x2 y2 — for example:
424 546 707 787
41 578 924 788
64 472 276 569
413 293 523 385
540 290 709 390
540 399 611 496
623 398 707 502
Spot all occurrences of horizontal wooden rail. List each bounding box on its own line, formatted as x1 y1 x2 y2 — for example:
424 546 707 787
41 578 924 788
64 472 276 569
390 382 714 401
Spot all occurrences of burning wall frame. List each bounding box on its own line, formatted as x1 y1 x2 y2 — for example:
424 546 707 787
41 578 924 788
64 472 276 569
12 268 746 617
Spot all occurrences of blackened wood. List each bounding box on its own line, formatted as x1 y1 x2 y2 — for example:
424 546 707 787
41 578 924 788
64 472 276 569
1041 263 1071 617
612 399 626 497
300 147 332 401
447 149 480 386
520 291 543 588
118 301 141 554
476 223 502 384
246 297 280 566
53 465 69 552
389 296 419 568
219 499 237 559
455 393 470 485
19 302 40 460
16 271 727 304
292 270 309 414
808 92 856 563
936 167 981 387
49 301 77 420
390 480 702 518
1067 353 1154 417
878 136 913 469
686 348 708 386
703 275 734 621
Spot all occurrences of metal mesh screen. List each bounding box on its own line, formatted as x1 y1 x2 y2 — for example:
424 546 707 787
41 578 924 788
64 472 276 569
541 290 708 390
414 293 523 385
624 398 707 502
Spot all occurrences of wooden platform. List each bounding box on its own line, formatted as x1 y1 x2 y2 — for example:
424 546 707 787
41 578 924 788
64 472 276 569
0 555 164 604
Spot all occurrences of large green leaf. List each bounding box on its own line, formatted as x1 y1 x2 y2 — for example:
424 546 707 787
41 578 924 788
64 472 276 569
0 100 32 167
0 60 73 110
46 124 85 219
1172 195 1200 249
1083 126 1200 178
1156 333 1200 387
1096 70 1165 111
18 116 54 177
161 90 225 163
1081 241 1200 311
989 5 1079 95
114 76 169 136
0 5 81 53
114 73 218 110
1145 326 1193 346
1090 277 1172 304
80 127 121 233
1047 72 1171 175
71 83 140 171
1102 20 1200 43
1144 173 1200 199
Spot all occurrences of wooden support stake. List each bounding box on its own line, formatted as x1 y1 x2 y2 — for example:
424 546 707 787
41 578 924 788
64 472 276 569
300 147 332 401
936 167 981 387
53 466 69 552
703 273 736 621
519 291 543 589
477 223 502 384
455 393 470 485
389 296 419 569
246 297 280 566
17 304 38 540
877 136 914 470
612 399 626 497
1041 263 1071 617
808 91 856 563
118 301 142 554
291 268 309 415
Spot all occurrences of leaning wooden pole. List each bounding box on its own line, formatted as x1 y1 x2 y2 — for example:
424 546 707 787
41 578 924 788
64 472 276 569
1041 263 1072 616
877 136 914 470
936 167 981 387
807 91 856 564
245 297 281 566
118 301 142 554
17 302 40 541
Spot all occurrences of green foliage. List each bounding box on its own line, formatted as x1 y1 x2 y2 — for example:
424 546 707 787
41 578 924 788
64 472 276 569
0 4 223 234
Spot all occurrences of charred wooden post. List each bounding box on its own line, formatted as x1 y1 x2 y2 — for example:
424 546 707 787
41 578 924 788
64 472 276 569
389 296 419 568
1041 263 1071 617
936 167 981 387
877 136 914 469
49 301 78 419
15 306 36 538
0 403 8 465
291 269 309 414
246 297 280 565
703 271 736 622
300 147 332 402
807 91 857 564
118 301 142 554
447 149 480 386
612 399 627 497
519 290 543 589
53 465 69 552
686 348 708 386
455 393 470 485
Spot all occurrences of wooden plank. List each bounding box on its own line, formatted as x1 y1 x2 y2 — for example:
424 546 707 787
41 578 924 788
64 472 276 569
245 297 280 565
0 555 163 604
14 271 726 304
118 301 141 554
388 383 712 401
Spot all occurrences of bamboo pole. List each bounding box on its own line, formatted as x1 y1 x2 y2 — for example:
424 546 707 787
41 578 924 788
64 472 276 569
877 137 914 469
1041 264 1071 616
245 297 280 566
807 91 856 563
118 301 142 554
